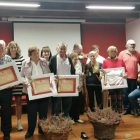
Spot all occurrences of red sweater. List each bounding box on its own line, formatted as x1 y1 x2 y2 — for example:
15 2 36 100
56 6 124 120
102 58 128 73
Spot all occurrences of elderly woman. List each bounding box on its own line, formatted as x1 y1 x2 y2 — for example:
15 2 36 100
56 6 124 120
102 46 128 113
6 41 25 131
21 46 50 139
41 46 52 64
84 51 102 112
69 53 84 123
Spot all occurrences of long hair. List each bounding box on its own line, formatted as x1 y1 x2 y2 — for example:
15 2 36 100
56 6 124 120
41 46 52 61
6 41 21 58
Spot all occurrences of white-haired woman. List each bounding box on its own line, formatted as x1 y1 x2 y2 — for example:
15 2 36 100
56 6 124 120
84 51 102 112
6 41 25 131
102 46 128 113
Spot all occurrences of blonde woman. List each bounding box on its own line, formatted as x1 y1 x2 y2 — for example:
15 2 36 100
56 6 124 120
6 41 25 131
102 46 128 113
84 51 102 112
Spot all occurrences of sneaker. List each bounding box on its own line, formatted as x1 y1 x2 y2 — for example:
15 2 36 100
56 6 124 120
77 119 84 123
17 119 23 131
131 110 134 115
72 120 75 125
81 132 89 139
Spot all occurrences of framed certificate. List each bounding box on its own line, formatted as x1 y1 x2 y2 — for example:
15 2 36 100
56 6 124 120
27 73 57 100
100 67 128 90
54 75 79 97
0 61 22 90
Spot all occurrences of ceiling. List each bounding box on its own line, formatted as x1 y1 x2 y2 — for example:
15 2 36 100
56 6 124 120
0 0 140 23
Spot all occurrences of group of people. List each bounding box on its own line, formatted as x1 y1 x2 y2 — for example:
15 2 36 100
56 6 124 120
0 39 140 140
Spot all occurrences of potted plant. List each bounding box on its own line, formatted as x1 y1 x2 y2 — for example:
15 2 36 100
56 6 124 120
87 107 122 140
39 114 73 140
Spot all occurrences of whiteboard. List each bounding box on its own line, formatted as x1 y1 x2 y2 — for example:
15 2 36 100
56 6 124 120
13 22 81 59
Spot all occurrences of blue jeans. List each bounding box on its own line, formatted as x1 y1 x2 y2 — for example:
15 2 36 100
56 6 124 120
128 89 140 109
51 97 72 117
123 79 137 111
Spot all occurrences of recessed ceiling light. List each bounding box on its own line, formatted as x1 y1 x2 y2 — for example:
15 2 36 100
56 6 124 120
86 5 135 10
0 2 40 7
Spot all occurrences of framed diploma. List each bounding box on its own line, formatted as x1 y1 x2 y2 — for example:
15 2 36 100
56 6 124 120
0 61 22 90
54 75 79 97
100 67 128 90
27 73 57 100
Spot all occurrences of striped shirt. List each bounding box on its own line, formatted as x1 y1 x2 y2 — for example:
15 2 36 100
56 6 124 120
12 56 25 95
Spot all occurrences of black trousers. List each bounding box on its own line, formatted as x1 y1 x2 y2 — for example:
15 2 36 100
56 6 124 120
69 92 82 121
86 85 102 112
0 88 12 135
123 79 137 112
26 95 49 134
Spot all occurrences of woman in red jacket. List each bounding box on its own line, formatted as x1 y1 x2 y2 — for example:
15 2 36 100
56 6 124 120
102 46 127 113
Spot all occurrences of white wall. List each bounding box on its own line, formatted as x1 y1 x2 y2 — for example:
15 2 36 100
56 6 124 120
13 22 81 59
125 18 140 70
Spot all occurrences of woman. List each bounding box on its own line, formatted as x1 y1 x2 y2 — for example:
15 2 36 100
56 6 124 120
102 46 128 113
21 46 50 139
41 46 52 64
84 51 102 112
6 41 25 131
69 53 84 123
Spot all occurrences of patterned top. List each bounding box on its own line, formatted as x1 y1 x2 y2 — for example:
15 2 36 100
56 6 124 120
12 56 25 95
0 55 12 65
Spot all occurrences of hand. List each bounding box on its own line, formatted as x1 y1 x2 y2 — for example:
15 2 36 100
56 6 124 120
54 78 58 85
123 74 128 79
77 85 81 91
24 82 29 88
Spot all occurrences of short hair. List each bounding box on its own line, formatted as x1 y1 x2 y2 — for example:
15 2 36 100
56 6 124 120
28 46 39 57
73 43 80 50
91 45 99 51
70 52 78 59
0 40 6 48
41 46 52 60
57 42 67 49
89 51 98 56
6 41 21 58
107 46 118 53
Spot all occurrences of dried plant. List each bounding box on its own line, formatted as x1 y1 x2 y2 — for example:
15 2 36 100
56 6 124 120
87 107 122 125
38 114 73 133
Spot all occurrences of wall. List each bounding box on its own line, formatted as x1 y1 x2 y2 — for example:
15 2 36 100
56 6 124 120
0 22 12 46
0 22 126 58
82 24 126 58
125 18 140 70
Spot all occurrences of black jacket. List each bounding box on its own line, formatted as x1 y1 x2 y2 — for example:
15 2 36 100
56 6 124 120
49 54 75 75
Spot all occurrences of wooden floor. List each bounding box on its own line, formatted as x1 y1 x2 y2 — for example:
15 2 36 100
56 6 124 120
0 114 140 140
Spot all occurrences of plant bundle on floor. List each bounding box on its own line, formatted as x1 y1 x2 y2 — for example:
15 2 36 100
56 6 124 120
39 114 73 140
87 107 122 140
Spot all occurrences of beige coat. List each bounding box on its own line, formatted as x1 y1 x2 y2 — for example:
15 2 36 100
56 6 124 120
21 57 50 94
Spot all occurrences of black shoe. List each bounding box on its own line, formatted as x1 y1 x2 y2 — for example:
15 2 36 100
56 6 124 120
38 129 44 135
3 134 10 140
81 132 89 139
137 113 140 118
131 110 134 115
123 110 130 115
25 132 33 139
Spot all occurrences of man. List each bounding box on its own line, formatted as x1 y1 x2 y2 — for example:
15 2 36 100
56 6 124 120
49 42 75 117
119 39 140 115
0 40 13 140
86 45 105 64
